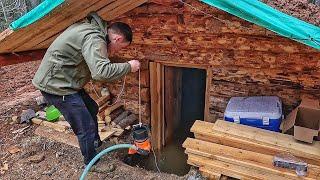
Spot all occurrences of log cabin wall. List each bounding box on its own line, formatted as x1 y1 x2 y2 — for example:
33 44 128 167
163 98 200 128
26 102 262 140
103 0 320 123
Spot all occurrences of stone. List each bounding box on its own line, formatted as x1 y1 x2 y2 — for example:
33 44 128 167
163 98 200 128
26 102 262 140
0 161 8 175
11 116 20 124
20 150 37 159
42 167 57 176
91 164 116 173
55 151 63 158
28 153 45 163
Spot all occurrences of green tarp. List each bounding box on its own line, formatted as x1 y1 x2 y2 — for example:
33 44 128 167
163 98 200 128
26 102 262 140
201 0 320 50
10 0 65 30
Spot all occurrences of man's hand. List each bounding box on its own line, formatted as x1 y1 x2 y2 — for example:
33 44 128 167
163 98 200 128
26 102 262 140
128 60 141 73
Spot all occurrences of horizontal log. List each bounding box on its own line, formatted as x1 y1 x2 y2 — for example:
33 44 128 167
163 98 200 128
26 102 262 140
109 107 125 120
124 13 272 37
117 45 320 69
208 80 320 117
117 114 137 129
111 110 130 126
210 67 320 90
131 32 316 53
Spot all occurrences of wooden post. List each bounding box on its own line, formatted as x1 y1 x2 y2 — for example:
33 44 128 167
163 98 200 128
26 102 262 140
204 67 212 122
150 62 164 150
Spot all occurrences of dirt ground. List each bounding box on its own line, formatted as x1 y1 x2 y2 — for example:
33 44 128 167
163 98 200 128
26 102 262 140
263 0 320 26
0 61 202 180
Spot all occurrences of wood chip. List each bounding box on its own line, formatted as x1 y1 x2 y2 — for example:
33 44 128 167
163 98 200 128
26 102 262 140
7 146 21 154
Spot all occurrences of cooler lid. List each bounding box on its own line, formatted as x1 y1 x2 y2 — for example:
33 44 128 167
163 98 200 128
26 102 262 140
224 96 282 119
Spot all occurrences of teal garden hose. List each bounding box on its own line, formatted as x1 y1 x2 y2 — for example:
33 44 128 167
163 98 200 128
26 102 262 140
80 144 136 180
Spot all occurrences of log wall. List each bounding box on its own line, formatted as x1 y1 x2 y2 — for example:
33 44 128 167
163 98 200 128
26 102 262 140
103 1 320 123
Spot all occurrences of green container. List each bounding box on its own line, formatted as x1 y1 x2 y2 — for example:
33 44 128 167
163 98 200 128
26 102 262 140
45 105 62 122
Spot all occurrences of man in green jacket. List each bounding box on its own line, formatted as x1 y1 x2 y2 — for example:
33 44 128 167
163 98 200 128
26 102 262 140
32 12 140 165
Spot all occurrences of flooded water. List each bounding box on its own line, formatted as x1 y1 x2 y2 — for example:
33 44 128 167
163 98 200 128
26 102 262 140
124 139 190 176
124 123 194 176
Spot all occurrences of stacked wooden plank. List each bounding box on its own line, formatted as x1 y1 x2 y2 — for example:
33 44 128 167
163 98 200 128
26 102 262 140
183 120 320 180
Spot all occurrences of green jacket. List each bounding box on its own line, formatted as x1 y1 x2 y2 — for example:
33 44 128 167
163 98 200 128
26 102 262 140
32 13 131 96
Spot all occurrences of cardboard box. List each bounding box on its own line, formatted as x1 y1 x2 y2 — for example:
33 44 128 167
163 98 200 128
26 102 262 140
281 97 320 143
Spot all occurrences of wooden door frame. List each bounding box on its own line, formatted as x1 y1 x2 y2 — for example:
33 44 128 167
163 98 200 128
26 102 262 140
150 61 212 150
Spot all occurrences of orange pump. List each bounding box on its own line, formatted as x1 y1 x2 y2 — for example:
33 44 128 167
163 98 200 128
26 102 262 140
128 124 151 155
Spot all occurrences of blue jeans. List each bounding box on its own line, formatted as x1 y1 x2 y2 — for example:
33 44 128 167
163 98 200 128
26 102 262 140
41 89 101 165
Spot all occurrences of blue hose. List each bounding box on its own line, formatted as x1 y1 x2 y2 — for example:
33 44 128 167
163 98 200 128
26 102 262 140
80 144 136 180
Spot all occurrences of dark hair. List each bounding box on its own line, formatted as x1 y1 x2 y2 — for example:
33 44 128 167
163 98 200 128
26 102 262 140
109 22 133 44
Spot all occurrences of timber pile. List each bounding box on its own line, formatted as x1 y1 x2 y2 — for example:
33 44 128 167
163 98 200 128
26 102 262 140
96 95 138 131
183 120 320 180
31 95 125 147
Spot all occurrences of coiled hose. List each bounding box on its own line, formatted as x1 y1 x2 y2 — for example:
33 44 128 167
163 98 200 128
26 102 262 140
79 144 136 180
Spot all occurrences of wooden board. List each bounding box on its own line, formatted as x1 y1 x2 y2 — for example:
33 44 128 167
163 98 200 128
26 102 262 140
56 120 71 128
150 62 164 150
111 128 124 137
188 154 285 180
34 126 79 148
0 0 147 54
31 118 67 132
183 138 320 180
204 68 212 122
34 124 115 148
164 66 182 144
103 102 124 115
199 167 221 180
191 120 320 165
99 131 116 141
186 149 318 180
0 0 103 52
